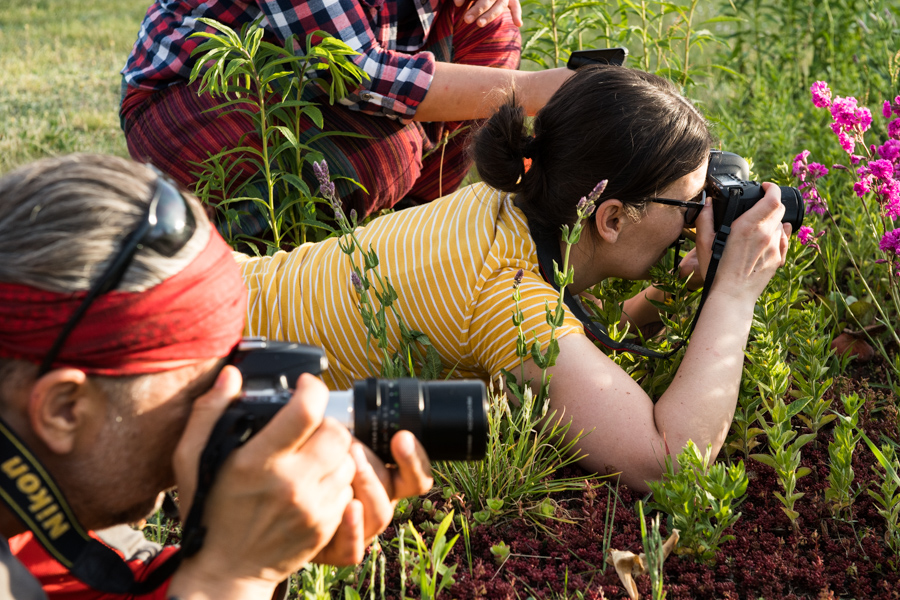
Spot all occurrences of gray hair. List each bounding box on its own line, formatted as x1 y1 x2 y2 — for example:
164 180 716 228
0 153 211 293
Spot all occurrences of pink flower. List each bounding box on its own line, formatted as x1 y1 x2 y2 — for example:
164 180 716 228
878 139 900 162
854 176 873 197
878 179 900 219
802 185 828 215
798 226 824 250
808 162 829 179
838 131 856 154
869 159 894 180
885 96 900 118
850 154 863 165
811 81 832 108
880 229 900 256
889 118 900 140
884 100 893 120
792 150 810 179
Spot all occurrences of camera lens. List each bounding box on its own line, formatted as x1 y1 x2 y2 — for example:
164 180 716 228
778 186 805 232
349 378 487 462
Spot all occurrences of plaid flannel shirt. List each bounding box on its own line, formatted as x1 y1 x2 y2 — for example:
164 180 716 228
122 0 440 120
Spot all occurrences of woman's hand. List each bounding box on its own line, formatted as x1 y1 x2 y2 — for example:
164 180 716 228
456 0 523 27
694 183 790 302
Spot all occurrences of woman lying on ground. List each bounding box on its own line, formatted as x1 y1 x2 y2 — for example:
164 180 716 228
237 65 790 491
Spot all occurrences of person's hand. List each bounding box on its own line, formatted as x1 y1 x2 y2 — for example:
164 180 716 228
168 368 361 600
704 183 791 301
456 0 523 28
676 247 704 291
313 431 432 565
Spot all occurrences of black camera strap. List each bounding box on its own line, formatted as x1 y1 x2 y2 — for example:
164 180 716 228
531 194 741 359
0 416 182 594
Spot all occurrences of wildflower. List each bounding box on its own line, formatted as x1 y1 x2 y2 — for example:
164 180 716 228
853 175 873 198
350 270 364 293
792 150 810 179
878 139 900 162
513 268 524 286
576 179 607 219
808 162 829 179
889 118 900 140
869 159 894 180
810 81 832 108
884 95 900 119
312 160 329 187
801 185 828 215
798 225 822 250
880 229 900 256
878 178 900 219
837 131 856 154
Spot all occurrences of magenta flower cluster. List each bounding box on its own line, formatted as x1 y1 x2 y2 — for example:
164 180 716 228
800 82 900 270
797 225 824 251
791 150 828 215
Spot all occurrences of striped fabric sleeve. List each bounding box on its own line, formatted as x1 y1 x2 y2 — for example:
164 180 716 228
468 267 585 381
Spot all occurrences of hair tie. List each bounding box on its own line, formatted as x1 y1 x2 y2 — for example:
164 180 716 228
522 136 536 159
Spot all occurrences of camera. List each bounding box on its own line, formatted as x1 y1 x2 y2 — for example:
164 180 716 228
225 338 488 462
707 150 805 232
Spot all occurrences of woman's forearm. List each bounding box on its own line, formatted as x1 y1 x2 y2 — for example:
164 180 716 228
413 63 573 122
652 290 756 460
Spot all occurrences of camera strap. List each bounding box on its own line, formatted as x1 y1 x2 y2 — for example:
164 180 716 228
531 195 741 359
0 416 182 594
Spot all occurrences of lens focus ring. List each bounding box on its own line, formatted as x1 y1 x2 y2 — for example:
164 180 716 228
397 379 422 436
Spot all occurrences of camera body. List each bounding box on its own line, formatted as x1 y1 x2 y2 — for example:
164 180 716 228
225 338 488 462
707 150 805 232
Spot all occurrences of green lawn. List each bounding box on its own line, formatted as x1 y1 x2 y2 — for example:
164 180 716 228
0 0 150 173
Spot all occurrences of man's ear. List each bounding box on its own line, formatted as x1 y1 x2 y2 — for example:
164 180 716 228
593 199 627 244
28 369 100 455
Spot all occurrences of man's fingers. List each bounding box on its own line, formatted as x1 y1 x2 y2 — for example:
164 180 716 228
172 365 241 515
311 500 366 567
244 373 330 457
350 444 394 539
389 431 434 499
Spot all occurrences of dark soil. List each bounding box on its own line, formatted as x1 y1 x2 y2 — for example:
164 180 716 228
379 358 900 599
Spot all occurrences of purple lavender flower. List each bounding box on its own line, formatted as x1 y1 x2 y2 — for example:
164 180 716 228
878 139 900 162
810 81 832 108
312 160 329 187
513 268 524 285
350 270 364 293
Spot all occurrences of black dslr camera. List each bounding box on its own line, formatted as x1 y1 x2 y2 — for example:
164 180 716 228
221 338 488 462
707 150 805 232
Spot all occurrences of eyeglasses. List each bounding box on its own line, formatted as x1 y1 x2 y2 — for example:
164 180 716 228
646 189 706 226
38 172 197 376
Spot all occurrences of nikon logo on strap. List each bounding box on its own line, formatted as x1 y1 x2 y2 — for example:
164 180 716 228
1 456 70 540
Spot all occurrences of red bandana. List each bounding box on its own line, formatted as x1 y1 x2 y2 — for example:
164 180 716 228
0 232 246 375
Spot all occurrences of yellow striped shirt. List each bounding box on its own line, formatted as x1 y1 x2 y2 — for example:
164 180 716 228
237 182 585 391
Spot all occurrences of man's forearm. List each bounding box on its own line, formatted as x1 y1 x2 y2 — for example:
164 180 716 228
413 63 573 122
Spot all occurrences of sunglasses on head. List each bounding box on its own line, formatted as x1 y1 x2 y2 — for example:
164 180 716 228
646 189 706 226
38 170 197 376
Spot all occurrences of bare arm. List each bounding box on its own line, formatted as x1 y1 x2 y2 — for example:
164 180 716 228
522 187 790 492
413 63 574 122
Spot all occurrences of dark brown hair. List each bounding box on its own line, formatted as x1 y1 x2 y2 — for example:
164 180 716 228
471 66 715 238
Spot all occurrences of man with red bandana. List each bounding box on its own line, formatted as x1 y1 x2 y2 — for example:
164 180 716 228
0 154 433 599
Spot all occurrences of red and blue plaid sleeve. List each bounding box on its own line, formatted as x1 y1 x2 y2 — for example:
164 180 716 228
122 0 440 121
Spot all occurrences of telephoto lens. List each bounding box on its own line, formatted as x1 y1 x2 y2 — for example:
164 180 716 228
327 379 488 462
226 339 488 463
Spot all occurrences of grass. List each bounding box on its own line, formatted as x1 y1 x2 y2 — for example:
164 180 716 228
0 0 148 173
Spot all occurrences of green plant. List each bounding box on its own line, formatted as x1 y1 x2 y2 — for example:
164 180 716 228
751 394 815 530
189 17 367 250
791 303 838 438
864 440 900 555
398 512 459 600
825 393 864 518
638 500 670 600
648 440 748 563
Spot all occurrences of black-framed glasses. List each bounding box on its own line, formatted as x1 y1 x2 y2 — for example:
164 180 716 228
647 189 706 226
38 173 197 376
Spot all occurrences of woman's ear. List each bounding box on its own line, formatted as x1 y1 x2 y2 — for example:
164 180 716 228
28 369 100 455
593 199 626 244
